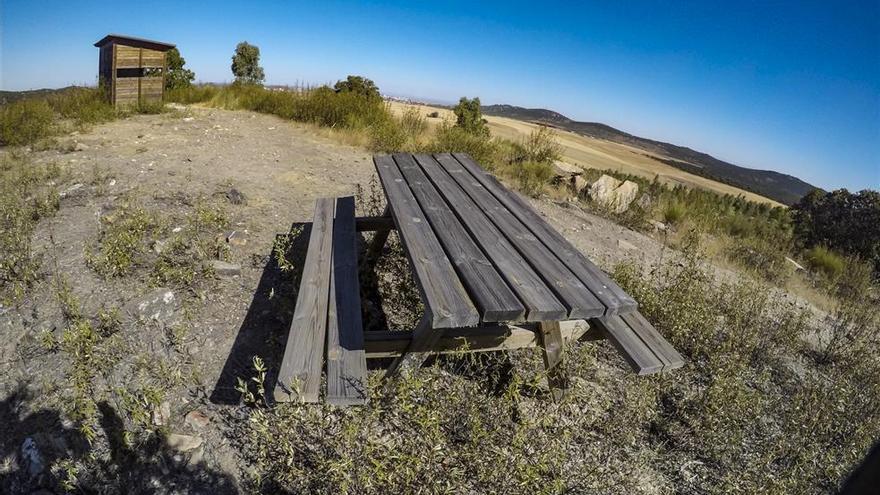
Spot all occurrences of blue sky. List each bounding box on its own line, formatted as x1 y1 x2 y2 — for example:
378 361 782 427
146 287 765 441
2 0 878 191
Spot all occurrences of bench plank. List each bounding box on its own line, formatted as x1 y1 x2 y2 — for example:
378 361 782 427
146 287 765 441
326 196 368 405
592 315 664 375
274 197 335 402
374 155 479 328
434 153 605 319
620 311 684 371
394 153 525 322
414 154 567 321
451 152 638 316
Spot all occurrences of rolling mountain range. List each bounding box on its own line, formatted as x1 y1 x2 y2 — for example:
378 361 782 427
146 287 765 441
482 104 818 205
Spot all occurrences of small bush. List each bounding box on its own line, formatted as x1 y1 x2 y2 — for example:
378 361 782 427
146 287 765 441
47 87 116 126
0 98 55 146
452 96 489 137
427 111 440 118
662 200 686 225
510 161 553 197
804 245 845 279
728 236 790 284
426 123 499 167
505 126 561 166
165 84 219 104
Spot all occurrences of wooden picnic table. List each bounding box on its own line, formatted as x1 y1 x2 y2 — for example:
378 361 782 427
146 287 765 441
273 152 682 406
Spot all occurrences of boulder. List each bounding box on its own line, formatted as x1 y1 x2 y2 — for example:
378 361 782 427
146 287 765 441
572 175 589 195
649 219 667 232
552 160 582 179
611 180 639 213
588 175 622 207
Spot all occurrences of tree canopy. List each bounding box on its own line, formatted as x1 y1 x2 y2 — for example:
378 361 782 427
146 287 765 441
231 42 265 85
453 97 489 137
333 75 380 99
164 48 195 90
791 188 880 272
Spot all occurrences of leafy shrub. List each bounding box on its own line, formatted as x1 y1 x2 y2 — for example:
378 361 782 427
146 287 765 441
662 200 686 225
792 188 880 273
165 48 195 89
427 111 440 118
47 87 116 126
334 75 381 100
803 245 845 279
0 154 60 302
728 236 790 284
452 96 489 137
505 126 561 166
165 84 219 104
425 123 499 166
510 161 553 197
0 98 54 145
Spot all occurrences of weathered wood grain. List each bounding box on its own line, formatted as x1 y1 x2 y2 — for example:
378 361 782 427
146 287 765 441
274 198 335 402
451 152 638 316
414 154 567 321
326 197 368 405
537 321 568 400
621 311 684 371
363 320 596 358
591 315 664 375
434 153 604 319
394 153 524 322
374 155 479 328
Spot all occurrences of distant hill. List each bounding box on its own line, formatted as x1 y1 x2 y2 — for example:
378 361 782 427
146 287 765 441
482 104 818 205
0 87 80 105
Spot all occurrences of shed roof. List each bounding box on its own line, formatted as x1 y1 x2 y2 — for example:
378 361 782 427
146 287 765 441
94 34 175 51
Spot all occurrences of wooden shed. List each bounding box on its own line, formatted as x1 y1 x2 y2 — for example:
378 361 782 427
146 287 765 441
95 34 175 107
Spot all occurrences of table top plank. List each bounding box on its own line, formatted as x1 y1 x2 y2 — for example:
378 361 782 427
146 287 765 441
414 154 567 321
374 155 480 328
393 154 525 322
451 153 638 316
434 153 605 319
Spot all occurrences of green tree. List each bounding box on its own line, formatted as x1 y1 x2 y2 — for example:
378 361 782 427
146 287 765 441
164 48 195 90
333 75 380 99
453 97 489 137
231 42 265 85
791 188 880 272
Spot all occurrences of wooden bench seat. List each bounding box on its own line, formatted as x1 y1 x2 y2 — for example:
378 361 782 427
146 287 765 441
592 310 684 375
274 196 368 405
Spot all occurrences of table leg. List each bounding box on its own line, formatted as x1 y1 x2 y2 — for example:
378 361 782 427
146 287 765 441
384 313 441 379
365 205 392 265
537 321 568 401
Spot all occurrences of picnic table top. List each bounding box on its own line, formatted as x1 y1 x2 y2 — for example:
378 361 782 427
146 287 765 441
374 153 638 330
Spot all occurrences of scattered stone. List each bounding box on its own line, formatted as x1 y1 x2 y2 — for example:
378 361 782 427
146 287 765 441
172 226 183 233
185 410 210 430
127 288 178 324
210 260 241 278
649 219 667 232
21 437 44 477
152 401 171 426
74 141 89 152
224 230 248 247
108 179 117 187
636 193 653 210
182 117 195 122
571 175 589 195
166 433 203 452
152 239 168 255
785 256 805 272
59 183 84 198
225 188 247 205
617 239 638 251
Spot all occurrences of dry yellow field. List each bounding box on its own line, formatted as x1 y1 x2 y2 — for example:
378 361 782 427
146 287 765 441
389 101 782 206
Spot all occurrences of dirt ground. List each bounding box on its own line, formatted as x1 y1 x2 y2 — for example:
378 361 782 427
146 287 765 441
0 106 817 491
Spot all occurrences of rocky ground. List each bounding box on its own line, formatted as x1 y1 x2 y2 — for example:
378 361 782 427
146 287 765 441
0 106 821 492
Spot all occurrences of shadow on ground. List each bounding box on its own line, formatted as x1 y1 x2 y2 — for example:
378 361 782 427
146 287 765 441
0 383 239 494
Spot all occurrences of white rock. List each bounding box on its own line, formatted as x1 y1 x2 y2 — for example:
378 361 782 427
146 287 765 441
617 239 638 251
572 175 589 194
166 433 203 452
588 175 622 207
552 160 582 178
210 260 241 278
649 219 667 232
182 117 195 122
152 401 171 426
611 180 639 213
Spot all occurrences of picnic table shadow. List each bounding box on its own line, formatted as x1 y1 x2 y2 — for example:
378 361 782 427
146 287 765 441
210 223 394 405
0 382 239 494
